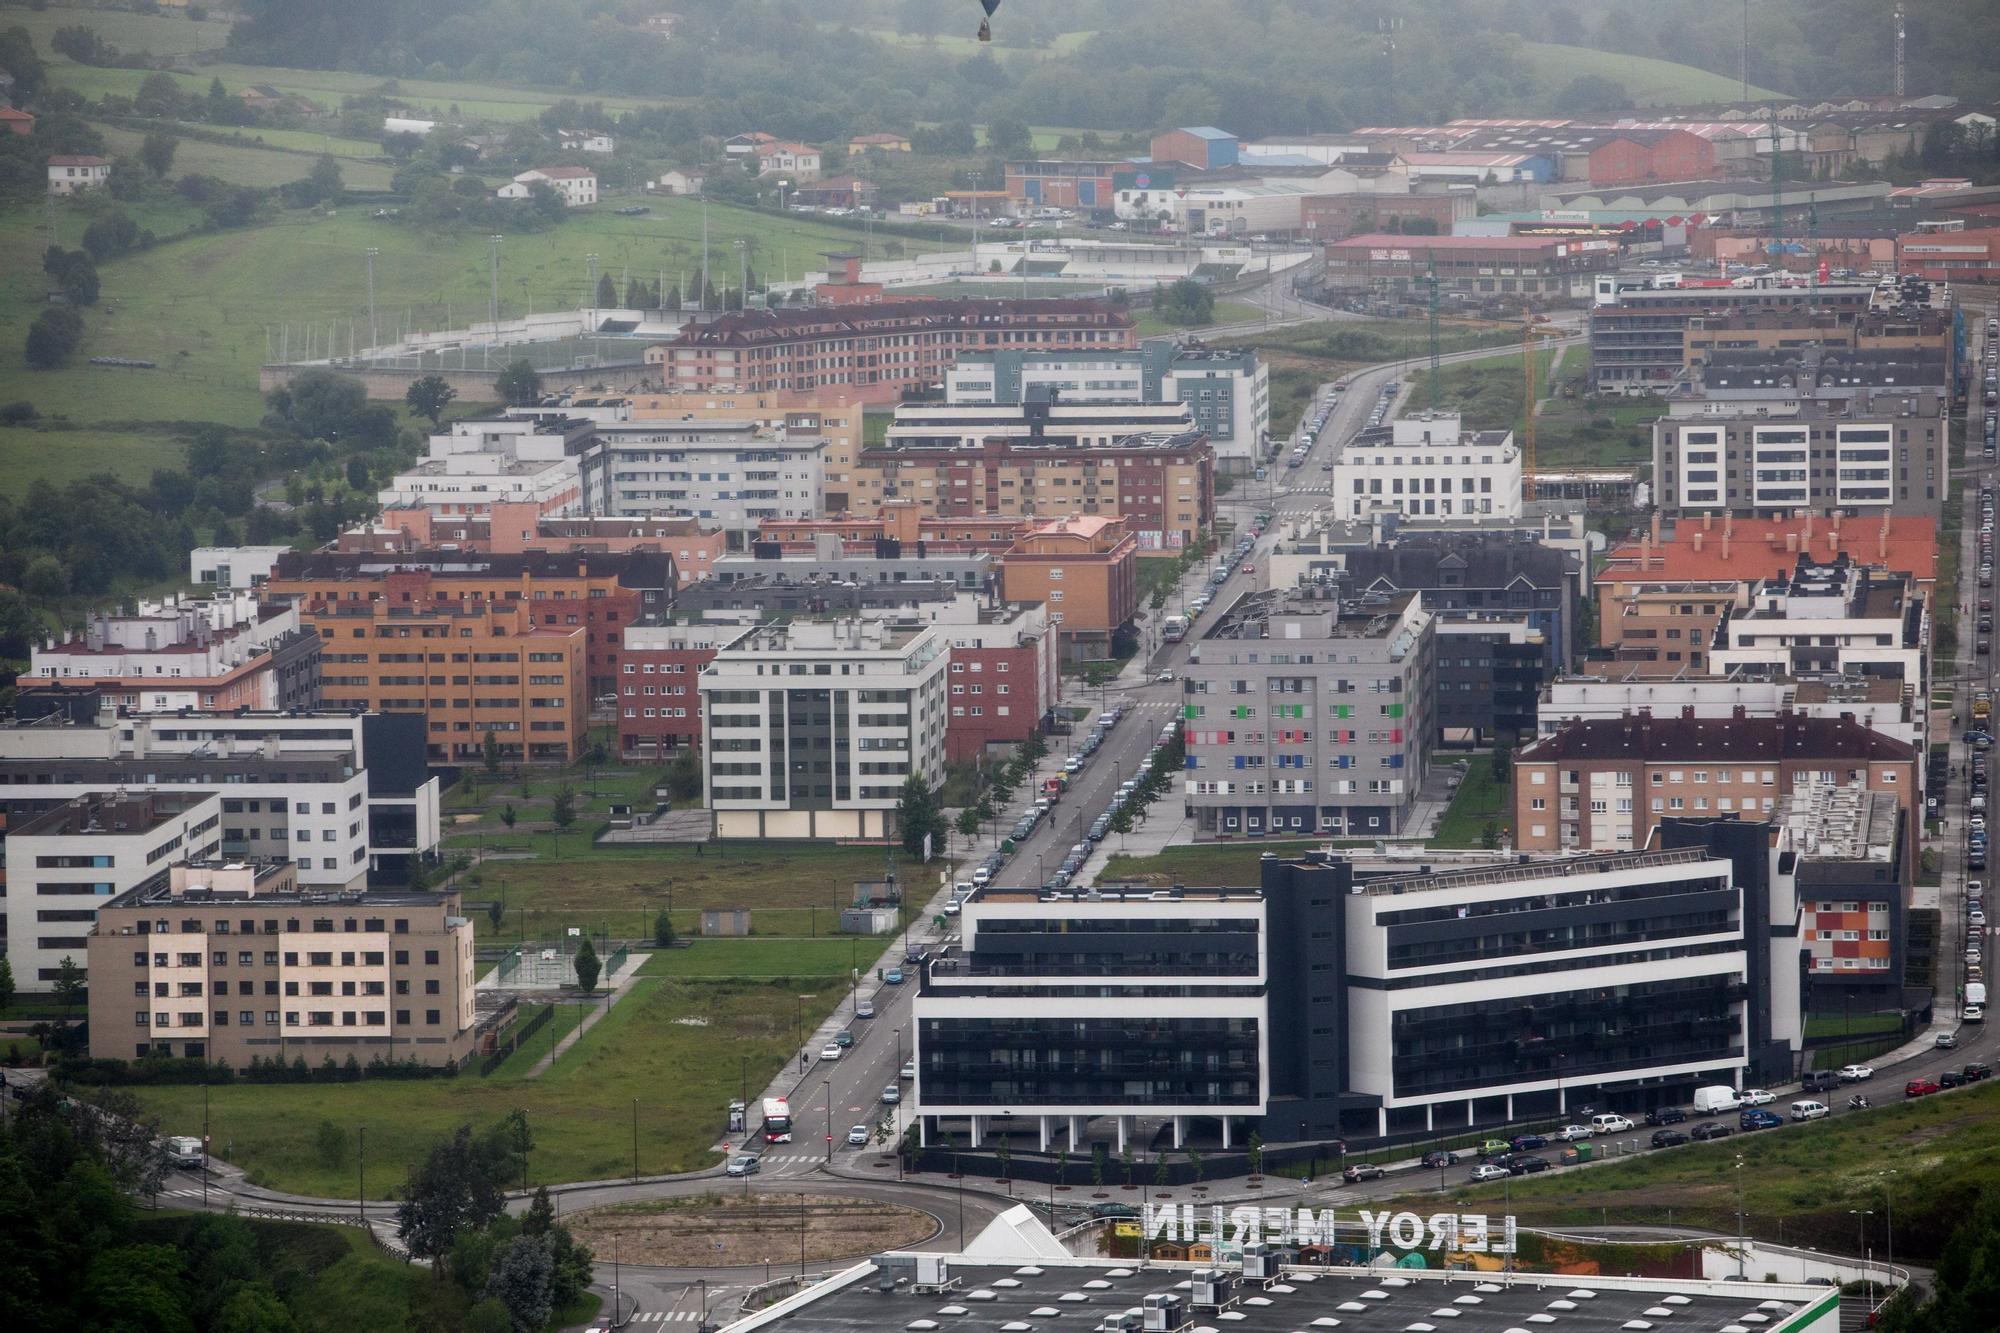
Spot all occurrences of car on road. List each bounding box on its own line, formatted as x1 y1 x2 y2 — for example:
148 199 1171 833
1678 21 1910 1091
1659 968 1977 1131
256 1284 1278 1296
884 968 904 985
846 1124 870 1146
834 1029 853 1048
1967 1062 1993 1081
1590 1114 1635 1133
1740 1109 1784 1130
1940 1068 1969 1089
1968 1004 1987 1022
1508 1155 1552 1175
1904 1078 1941 1098
1475 1139 1512 1158
1156 670 1175 683
900 1061 916 1080
854 999 875 1020
726 1154 761 1176
1342 1163 1385 1183
881 1085 901 1105
1644 1106 1687 1125
1420 1150 1458 1169
1469 1163 1510 1183
1938 1031 1959 1048
1739 1089 1775 1106
1555 1124 1593 1142
819 1043 843 1062
1839 1063 1875 1082
1509 1133 1548 1152
1690 1121 1737 1141
1650 1129 1690 1148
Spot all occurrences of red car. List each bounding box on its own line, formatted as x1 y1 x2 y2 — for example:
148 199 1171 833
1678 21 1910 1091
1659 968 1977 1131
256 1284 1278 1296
1904 1078 1941 1098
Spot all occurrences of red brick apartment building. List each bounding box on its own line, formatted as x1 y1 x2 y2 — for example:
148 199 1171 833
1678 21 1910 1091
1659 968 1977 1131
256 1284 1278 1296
647 300 1136 407
1513 713 1919 855
614 623 729 758
354 502 725 586
940 603 1058 761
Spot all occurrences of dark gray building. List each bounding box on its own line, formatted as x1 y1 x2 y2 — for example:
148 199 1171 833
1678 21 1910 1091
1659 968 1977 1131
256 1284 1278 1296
1434 612 1547 744
1338 535 1582 671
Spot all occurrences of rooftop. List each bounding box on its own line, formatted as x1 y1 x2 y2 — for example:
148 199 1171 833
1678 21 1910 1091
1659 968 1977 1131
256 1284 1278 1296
12 791 210 839
664 299 1131 348
735 1257 1832 1333
1518 711 1917 765
1776 784 1899 864
1603 516 1938 585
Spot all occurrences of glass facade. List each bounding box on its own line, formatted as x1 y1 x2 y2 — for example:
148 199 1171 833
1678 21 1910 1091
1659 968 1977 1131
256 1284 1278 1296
919 1015 1260 1108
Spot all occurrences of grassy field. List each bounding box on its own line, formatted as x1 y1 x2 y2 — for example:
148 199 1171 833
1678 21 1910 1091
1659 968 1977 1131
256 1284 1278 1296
1519 41 1784 105
98 124 399 191
1135 300 1265 338
652 937 892 981
116 975 845 1197
1427 761 1510 849
1376 1079 2000 1262
0 194 954 430
8 1 235 58
1099 838 1356 887
0 425 190 500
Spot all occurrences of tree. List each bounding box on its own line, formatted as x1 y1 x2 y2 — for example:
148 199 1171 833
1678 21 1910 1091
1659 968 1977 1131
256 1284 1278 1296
307 153 343 204
0 957 14 1016
897 773 944 860
994 1135 1011 1180
495 360 541 406
595 273 617 307
139 132 178 178
572 936 600 994
653 910 677 947
499 802 517 833
549 784 577 858
1553 74 1632 116
954 805 981 847
407 856 433 893
1248 1131 1264 1179
22 555 69 602
465 1299 513 1333
399 373 457 430
313 1119 347 1170
985 116 1033 158
665 747 701 802
43 247 100 306
487 896 504 931
483 729 502 775
82 211 143 262
54 956 84 1022
213 1285 298 1333
395 1125 506 1264
484 1233 554 1333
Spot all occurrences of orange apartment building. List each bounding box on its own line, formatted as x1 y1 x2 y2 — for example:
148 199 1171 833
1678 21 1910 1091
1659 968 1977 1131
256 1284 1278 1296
1513 712 1920 856
1593 580 1747 677
345 503 725 587
850 434 1214 548
754 503 1031 554
997 516 1140 659
292 585 589 765
1602 513 1939 591
619 390 868 511
265 554 672 702
644 299 1138 408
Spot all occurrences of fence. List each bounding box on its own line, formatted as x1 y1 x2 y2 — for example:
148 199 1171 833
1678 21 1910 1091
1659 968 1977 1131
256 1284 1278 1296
606 944 630 982
478 1004 556 1076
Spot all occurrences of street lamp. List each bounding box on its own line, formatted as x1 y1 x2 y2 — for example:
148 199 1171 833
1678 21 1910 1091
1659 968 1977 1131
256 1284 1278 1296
778 179 791 214
1735 1155 1747 1278
1880 1169 1898 1311
1850 1209 1875 1288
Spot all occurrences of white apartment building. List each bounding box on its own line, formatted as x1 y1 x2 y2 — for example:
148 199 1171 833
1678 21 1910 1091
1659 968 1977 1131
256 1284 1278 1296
6 791 222 990
579 420 825 535
23 594 320 713
1328 412 1523 521
885 400 1198 450
379 417 590 517
1707 555 1927 691
191 545 292 590
701 619 949 840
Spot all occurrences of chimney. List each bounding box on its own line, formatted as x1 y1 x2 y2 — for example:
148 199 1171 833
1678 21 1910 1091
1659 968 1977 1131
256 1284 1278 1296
1786 532 1799 553
1702 512 1713 531
1649 511 1661 544
1722 532 1731 561
1683 704 1696 719
1825 530 1836 556
1692 531 1704 552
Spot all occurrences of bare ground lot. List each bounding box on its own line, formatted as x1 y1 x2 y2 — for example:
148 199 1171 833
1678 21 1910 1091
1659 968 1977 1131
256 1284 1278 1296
566 1192 936 1267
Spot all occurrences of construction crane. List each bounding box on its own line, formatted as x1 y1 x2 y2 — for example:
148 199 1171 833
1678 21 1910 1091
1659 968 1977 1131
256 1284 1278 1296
1522 318 1537 504
1425 254 1441 411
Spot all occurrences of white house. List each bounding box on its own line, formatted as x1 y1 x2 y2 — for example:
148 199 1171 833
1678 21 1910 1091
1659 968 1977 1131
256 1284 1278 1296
650 169 706 196
382 116 438 137
1328 411 1524 521
498 166 598 207
754 141 822 180
47 154 110 195
558 130 616 155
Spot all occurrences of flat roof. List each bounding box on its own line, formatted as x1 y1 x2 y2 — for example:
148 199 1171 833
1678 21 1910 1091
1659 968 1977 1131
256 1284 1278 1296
734 1261 1831 1333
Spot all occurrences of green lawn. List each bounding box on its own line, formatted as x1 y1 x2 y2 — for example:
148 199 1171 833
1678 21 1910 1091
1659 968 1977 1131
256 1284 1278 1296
1427 761 1510 849
1099 838 1356 887
0 193 955 430
98 124 400 191
1804 1011 1905 1040
651 937 889 981
1519 41 1784 106
0 425 190 500
8 2 236 58
115 976 845 1197
1135 300 1264 338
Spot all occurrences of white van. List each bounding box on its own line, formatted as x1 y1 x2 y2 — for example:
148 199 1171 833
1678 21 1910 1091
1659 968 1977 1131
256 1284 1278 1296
1590 1113 1634 1134
1968 982 1988 1008
1692 1085 1740 1115
1790 1100 1829 1121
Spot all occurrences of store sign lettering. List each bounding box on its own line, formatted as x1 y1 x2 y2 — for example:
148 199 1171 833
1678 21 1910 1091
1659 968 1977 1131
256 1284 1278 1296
1139 1203 1517 1253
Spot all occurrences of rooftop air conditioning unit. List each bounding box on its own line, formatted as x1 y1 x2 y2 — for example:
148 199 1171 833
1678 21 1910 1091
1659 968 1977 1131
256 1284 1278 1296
1190 1268 1235 1308
1141 1294 1187 1332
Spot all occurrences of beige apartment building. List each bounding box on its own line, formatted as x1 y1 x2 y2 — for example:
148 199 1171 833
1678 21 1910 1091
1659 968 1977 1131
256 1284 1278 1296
1594 579 1745 677
86 860 477 1066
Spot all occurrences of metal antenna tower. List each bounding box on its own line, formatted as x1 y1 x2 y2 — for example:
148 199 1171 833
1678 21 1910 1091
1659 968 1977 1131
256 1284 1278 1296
1425 254 1441 411
1894 2 1906 99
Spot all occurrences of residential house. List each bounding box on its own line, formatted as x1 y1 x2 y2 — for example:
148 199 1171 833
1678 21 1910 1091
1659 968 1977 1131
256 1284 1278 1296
47 154 110 195
497 166 598 207
754 141 822 180
848 132 912 154
558 130 615 155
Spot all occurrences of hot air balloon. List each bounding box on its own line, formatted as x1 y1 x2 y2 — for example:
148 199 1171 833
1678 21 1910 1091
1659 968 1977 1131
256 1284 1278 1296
978 0 1000 42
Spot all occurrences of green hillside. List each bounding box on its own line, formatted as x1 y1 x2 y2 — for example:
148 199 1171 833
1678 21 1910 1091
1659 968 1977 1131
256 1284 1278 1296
1521 41 1786 106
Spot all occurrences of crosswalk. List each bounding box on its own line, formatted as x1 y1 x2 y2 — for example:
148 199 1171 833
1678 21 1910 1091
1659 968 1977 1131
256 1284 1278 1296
157 1188 206 1199
627 1312 710 1323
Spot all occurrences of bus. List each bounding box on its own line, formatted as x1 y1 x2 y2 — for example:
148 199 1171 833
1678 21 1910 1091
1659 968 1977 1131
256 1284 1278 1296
762 1097 793 1144
1161 614 1189 643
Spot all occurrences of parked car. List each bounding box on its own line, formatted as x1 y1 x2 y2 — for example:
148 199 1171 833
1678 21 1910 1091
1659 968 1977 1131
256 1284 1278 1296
1343 1163 1384 1184
900 1061 917 1080
846 1124 870 1146
834 1029 853 1048
1554 1124 1594 1142
819 1043 843 1062
1509 1133 1548 1152
1644 1106 1687 1126
1476 1139 1512 1159
1469 1164 1510 1183
1650 1129 1690 1148
1966 1062 1993 1080
1904 1078 1941 1098
1591 1113 1634 1134
1939 1068 1968 1089
1938 1031 1960 1048
1690 1121 1737 1142
1739 1109 1784 1130
884 968 905 985
1839 1063 1875 1082
881 1085 901 1105
1739 1089 1775 1106
726 1154 761 1176
1420 1150 1459 1169
1508 1155 1552 1175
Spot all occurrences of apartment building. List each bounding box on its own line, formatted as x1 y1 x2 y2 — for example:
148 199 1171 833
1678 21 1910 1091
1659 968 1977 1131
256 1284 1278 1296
264 553 673 700
1183 587 1434 840
499 165 597 205
884 398 1200 452
1602 512 1939 590
1540 675 1923 752
996 516 1140 661
647 300 1137 407
937 602 1058 760
1434 613 1547 744
191 546 291 591
0 690 439 889
86 860 477 1066
356 504 725 586
1512 712 1919 855
1589 283 1880 395
700 619 949 840
23 595 322 714
1328 412 1523 522
1707 554 1928 695
1320 233 1615 301
752 506 1029 557
716 543 993 597
7 791 221 990
577 419 826 538
621 391 865 510
1779 785 1908 998
1594 579 1745 676
298 597 588 765
379 416 595 518
942 343 1270 473
1334 534 1582 671
913 831 1804 1150
852 432 1214 550
614 622 728 758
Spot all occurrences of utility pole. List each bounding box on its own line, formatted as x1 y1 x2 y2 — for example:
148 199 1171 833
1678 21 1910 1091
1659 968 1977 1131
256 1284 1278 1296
1425 254 1441 412
1893 2 1907 100
587 252 599 326
1768 106 1784 275
487 234 503 367
701 188 710 312
1740 0 1751 101
365 247 379 352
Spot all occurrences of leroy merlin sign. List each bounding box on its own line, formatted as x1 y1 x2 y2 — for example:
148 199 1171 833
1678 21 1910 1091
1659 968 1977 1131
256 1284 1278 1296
1139 1203 1519 1254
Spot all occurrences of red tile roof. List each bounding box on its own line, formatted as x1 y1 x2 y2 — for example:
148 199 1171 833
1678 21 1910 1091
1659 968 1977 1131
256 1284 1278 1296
1604 517 1937 584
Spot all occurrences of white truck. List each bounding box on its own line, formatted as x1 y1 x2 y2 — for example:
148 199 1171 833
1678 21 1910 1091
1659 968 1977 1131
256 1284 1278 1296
1691 1085 1741 1116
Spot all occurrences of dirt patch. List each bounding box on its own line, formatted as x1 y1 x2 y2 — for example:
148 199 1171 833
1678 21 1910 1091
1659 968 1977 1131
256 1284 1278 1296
567 1190 935 1267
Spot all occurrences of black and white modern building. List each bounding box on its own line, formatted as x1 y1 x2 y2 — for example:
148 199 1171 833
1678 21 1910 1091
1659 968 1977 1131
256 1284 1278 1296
913 819 1805 1149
